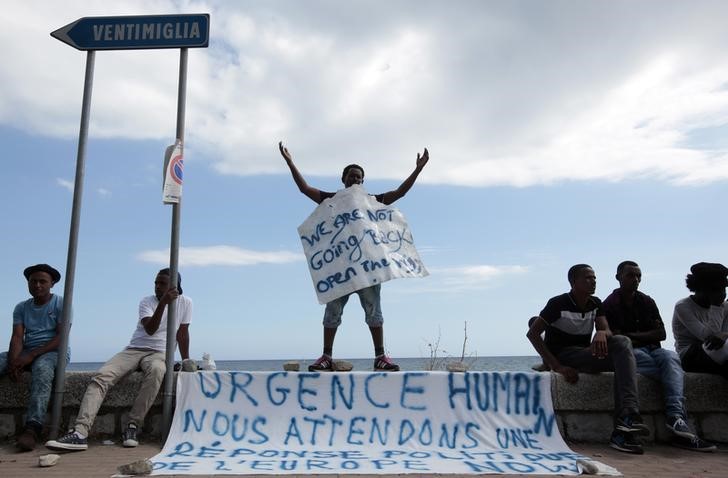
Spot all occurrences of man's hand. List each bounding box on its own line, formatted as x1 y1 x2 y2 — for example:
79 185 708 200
591 330 609 358
554 364 579 383
7 353 33 382
10 352 34 370
161 287 179 305
8 364 23 382
416 148 429 169
279 141 293 163
704 334 727 350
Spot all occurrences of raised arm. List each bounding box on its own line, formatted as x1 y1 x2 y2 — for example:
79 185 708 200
379 148 429 205
279 141 321 203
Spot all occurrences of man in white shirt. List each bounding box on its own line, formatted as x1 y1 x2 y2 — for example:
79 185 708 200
672 262 728 378
46 268 192 451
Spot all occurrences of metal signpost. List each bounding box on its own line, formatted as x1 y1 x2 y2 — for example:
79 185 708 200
49 13 209 441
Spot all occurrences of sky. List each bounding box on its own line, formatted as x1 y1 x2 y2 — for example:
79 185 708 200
2 0 728 363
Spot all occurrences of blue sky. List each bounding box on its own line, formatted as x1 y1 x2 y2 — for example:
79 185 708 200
2 0 728 363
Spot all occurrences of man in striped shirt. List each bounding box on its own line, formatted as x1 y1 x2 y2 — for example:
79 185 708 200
527 264 649 454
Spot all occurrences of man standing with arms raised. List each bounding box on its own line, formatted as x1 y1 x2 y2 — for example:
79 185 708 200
279 141 428 372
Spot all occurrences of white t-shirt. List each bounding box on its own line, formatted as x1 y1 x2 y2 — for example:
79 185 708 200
672 297 728 358
126 294 193 352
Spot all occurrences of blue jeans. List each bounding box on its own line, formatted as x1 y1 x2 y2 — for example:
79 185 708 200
634 346 685 418
0 350 58 428
323 284 384 328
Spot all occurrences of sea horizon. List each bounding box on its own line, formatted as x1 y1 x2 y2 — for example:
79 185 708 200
65 355 541 372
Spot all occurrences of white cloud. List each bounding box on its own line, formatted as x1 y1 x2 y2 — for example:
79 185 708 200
436 265 529 290
5 1 728 186
56 178 74 192
403 264 529 294
97 188 111 197
136 245 301 267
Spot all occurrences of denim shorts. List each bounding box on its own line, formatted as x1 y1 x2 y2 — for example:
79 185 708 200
323 284 384 327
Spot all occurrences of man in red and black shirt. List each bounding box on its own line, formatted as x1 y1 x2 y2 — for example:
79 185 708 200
603 261 714 451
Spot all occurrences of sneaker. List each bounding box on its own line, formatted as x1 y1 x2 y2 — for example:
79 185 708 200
609 430 644 454
671 435 717 452
308 354 334 372
16 428 38 452
666 415 696 439
373 355 400 371
122 424 139 448
45 428 88 451
615 413 650 436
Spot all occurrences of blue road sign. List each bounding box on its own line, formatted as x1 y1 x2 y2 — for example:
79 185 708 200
51 14 209 51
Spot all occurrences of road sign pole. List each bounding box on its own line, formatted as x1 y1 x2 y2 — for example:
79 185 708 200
49 13 207 442
49 50 96 440
162 47 188 441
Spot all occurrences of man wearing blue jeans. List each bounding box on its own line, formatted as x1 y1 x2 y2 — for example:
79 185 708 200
603 260 714 452
280 141 429 372
0 264 65 451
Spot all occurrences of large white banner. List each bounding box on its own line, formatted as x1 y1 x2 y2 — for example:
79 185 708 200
297 185 428 304
151 371 599 475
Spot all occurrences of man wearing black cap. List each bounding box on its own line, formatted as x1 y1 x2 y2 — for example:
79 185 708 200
0 264 65 451
673 262 728 378
46 268 192 452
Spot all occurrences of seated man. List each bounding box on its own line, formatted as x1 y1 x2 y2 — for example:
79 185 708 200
603 261 714 451
46 268 192 451
0 264 65 451
672 262 728 378
527 264 649 454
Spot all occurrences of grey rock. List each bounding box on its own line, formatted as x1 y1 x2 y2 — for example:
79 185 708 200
181 359 198 372
576 459 599 475
283 361 300 372
333 360 353 371
38 454 60 467
446 361 468 372
117 459 153 475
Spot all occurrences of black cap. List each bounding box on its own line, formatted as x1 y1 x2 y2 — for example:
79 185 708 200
23 264 61 284
689 262 728 288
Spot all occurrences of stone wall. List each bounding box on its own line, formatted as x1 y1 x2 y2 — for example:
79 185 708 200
0 371 168 441
1 371 726 443
552 371 728 443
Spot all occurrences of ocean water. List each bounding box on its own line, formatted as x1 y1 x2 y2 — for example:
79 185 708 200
66 355 541 372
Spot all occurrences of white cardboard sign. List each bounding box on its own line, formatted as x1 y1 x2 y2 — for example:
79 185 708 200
297 185 428 304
